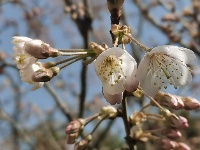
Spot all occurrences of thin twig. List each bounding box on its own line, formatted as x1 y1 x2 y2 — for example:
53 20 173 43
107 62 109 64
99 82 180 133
44 83 73 121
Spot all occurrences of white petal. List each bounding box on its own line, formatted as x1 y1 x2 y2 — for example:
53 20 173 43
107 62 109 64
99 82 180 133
103 91 123 105
120 50 137 77
12 36 32 44
94 47 125 70
13 43 24 53
136 55 151 82
124 59 138 92
167 60 192 86
150 45 196 64
102 79 125 95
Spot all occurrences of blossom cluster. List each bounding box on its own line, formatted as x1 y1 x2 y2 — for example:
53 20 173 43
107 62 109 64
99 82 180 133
12 35 199 150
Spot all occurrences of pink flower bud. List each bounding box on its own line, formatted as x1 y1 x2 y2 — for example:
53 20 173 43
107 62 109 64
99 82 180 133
65 119 85 135
162 128 182 139
177 143 191 150
155 92 184 109
24 40 59 59
157 139 178 149
162 110 189 129
182 97 200 110
179 116 189 129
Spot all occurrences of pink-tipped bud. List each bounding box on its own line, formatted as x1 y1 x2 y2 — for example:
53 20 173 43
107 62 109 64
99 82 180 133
179 116 189 129
155 92 184 110
65 119 85 135
65 119 85 144
182 97 200 110
162 109 189 129
162 128 182 139
32 67 60 82
130 112 146 125
24 40 59 59
177 143 191 150
157 139 178 149
74 135 92 150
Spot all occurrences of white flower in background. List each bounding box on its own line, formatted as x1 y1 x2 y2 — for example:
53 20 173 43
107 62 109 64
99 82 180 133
13 36 37 69
136 45 196 97
94 47 138 105
20 62 44 90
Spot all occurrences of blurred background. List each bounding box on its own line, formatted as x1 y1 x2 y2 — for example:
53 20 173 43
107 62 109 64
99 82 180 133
0 0 200 149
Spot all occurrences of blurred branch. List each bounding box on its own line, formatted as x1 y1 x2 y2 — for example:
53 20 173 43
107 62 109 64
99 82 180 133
0 109 33 147
44 83 73 121
133 0 200 57
62 0 92 118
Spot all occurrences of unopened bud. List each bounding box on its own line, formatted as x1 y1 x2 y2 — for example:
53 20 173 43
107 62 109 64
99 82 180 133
162 109 188 129
100 106 118 118
155 92 184 110
157 139 178 149
89 42 105 55
130 112 146 125
32 67 60 82
74 135 92 150
65 119 85 135
24 40 59 59
179 116 189 129
162 128 182 139
177 143 191 150
182 97 200 110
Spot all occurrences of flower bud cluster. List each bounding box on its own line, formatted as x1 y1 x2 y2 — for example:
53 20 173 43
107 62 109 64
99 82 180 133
155 92 200 110
65 119 85 144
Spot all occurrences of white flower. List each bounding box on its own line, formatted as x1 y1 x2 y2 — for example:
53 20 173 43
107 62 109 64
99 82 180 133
94 47 138 104
20 62 44 90
13 36 37 69
136 45 196 97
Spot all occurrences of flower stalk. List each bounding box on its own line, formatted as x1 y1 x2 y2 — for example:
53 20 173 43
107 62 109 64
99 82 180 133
125 33 152 52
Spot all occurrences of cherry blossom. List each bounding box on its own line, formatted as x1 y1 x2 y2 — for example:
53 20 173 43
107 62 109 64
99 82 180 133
136 45 196 97
94 47 138 104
